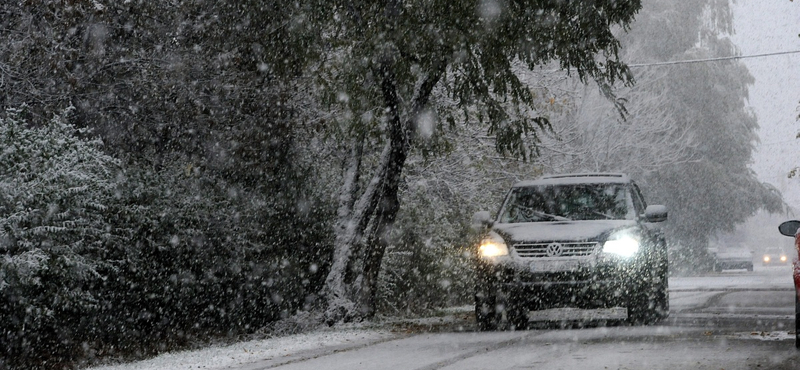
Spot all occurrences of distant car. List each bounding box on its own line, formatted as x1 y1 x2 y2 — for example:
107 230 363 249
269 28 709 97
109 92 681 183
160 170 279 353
762 247 789 266
777 220 800 349
712 248 754 272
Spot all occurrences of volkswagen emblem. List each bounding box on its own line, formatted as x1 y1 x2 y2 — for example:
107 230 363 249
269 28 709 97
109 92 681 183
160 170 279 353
546 243 563 257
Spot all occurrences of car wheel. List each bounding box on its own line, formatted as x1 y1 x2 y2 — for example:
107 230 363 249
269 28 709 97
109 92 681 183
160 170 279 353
475 273 499 331
502 291 528 330
475 290 499 331
628 260 669 325
628 281 669 324
628 289 659 324
475 285 526 331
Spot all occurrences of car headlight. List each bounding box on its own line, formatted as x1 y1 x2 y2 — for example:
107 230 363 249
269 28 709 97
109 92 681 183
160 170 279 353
602 229 641 258
764 256 771 263
781 255 787 262
479 232 509 258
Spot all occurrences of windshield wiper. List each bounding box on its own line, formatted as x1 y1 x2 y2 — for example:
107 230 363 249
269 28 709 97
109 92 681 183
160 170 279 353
588 210 615 220
521 207 571 221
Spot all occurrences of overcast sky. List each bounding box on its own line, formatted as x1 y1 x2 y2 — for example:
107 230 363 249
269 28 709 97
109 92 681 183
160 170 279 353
730 0 800 207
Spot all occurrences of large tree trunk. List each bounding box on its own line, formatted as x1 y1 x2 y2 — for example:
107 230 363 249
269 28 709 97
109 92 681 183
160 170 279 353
323 52 446 323
349 57 408 318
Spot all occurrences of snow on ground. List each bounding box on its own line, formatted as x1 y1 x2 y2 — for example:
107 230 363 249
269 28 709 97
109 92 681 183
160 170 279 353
86 267 796 370
87 328 399 370
670 264 795 291
529 307 627 321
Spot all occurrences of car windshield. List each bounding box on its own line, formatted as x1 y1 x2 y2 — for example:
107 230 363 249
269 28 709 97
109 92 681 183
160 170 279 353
498 183 634 223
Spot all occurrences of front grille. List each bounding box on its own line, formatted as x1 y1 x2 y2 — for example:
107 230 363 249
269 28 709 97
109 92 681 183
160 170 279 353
513 242 599 258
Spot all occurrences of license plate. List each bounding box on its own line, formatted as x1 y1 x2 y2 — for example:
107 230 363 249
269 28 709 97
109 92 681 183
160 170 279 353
530 260 579 272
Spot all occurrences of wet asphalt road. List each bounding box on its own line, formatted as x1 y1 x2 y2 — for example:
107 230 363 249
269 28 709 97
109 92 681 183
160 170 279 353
240 266 799 370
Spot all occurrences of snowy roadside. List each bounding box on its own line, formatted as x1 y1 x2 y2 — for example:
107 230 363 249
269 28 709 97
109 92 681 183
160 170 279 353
670 265 795 292
85 269 797 370
84 308 475 370
86 326 400 370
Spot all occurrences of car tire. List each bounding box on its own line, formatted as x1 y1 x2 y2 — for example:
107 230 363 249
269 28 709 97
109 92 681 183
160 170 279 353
475 284 527 331
499 290 528 330
628 258 669 325
475 272 498 331
475 290 498 331
628 281 669 324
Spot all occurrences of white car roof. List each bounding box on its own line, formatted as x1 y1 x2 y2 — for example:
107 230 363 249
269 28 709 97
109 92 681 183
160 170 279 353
513 173 631 187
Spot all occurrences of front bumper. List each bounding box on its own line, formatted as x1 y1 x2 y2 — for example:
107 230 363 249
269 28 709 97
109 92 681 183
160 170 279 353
477 257 648 309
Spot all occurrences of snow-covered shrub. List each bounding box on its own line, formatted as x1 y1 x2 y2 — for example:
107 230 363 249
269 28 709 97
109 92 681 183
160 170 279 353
0 106 121 365
79 155 335 362
376 177 478 316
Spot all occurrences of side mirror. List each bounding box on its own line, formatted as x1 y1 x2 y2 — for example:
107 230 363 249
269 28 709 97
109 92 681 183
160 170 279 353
778 220 800 237
472 211 493 230
644 205 668 223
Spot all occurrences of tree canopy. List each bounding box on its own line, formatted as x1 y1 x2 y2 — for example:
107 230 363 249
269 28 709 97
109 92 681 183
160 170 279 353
312 0 643 322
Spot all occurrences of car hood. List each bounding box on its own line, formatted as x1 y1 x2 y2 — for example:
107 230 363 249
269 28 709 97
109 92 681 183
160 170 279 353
492 220 636 243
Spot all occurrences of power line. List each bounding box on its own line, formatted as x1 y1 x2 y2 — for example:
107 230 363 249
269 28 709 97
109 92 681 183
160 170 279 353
759 138 800 147
628 50 800 68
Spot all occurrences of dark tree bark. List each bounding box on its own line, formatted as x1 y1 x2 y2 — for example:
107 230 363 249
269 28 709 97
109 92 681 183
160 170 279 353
323 51 446 322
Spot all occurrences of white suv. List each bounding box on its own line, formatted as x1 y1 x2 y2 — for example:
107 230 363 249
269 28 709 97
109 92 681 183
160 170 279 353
472 173 669 330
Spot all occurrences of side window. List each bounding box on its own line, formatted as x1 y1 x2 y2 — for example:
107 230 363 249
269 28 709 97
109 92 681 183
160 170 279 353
630 183 647 215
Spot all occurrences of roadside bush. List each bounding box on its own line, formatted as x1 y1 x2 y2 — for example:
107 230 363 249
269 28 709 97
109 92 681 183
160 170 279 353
376 178 476 316
78 162 335 365
0 107 122 368
0 106 336 369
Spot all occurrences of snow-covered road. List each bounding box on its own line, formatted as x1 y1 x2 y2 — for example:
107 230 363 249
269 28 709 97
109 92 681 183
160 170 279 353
87 265 799 370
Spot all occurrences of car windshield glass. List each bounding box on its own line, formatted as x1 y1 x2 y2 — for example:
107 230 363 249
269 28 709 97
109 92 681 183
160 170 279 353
499 183 633 223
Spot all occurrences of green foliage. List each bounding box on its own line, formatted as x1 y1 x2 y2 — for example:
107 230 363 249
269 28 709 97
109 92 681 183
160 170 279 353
1 149 335 369
378 241 474 315
86 164 334 358
316 0 642 159
0 0 324 164
376 179 476 314
0 0 647 365
2 2 340 366
0 106 122 366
